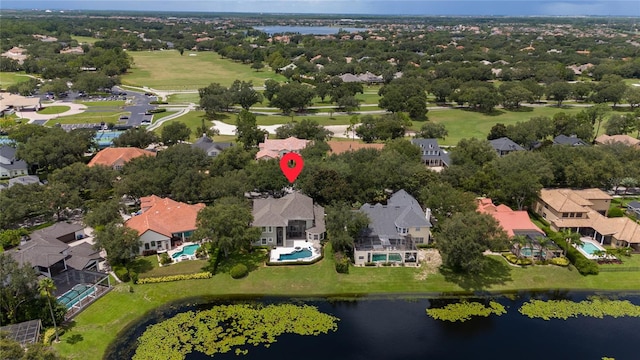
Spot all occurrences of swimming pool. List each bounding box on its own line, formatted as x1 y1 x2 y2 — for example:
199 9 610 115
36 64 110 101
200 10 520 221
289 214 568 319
57 284 96 309
171 244 200 259
279 248 312 261
372 253 403 262
580 242 602 255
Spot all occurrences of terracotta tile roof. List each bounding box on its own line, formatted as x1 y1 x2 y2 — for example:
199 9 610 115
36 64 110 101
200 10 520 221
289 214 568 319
88 147 155 168
477 198 544 237
553 210 640 244
125 196 205 238
256 137 310 159
595 134 640 147
327 140 384 155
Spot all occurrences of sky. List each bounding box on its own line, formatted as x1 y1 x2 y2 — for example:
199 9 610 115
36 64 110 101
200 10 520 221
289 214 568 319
1 0 638 16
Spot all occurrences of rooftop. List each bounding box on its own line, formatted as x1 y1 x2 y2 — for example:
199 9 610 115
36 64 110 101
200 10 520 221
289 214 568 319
125 195 205 237
88 147 156 168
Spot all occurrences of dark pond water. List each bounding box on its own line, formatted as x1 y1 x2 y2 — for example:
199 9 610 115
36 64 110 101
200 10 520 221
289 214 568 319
106 292 640 360
254 26 367 35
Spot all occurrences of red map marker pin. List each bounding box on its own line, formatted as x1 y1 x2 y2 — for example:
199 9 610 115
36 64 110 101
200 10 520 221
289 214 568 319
280 152 304 183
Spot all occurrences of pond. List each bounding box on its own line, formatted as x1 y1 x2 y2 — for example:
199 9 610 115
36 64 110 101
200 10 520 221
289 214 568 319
106 292 640 360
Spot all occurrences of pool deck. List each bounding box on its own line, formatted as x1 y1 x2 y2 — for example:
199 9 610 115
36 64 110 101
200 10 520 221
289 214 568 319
575 237 612 260
167 242 199 263
269 240 321 263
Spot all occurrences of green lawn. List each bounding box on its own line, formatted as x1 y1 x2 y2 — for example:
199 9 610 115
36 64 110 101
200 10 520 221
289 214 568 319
54 242 640 359
166 93 200 104
36 105 71 115
74 100 125 107
71 35 99 45
45 110 129 125
122 50 287 90
130 255 210 278
0 72 34 88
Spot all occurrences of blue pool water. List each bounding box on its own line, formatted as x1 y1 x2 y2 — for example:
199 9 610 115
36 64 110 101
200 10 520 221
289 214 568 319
580 242 602 255
279 248 312 261
57 284 96 309
171 244 200 259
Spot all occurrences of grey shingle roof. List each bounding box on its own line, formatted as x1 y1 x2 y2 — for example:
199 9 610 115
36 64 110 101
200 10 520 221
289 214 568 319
489 137 525 152
8 175 41 187
66 242 102 270
359 190 431 240
252 192 322 227
411 138 450 166
191 135 233 155
30 222 84 241
7 237 69 268
553 134 589 146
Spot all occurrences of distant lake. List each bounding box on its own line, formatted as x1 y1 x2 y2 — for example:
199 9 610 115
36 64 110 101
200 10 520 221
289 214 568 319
106 292 640 360
254 26 367 35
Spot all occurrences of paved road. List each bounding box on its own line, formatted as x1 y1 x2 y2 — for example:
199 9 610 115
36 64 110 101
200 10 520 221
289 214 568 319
112 86 157 127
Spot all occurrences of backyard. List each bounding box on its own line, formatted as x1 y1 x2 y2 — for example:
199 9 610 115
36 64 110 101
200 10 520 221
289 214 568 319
54 243 640 359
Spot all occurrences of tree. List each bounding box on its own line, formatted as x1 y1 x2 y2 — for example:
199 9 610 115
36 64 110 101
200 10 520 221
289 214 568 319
512 234 528 260
0 253 38 324
72 72 117 94
236 110 267 149
592 75 628 107
270 82 316 113
263 79 281 102
336 95 361 112
251 61 264 72
40 79 69 97
605 113 637 136
560 229 583 257
193 197 261 257
546 81 572 107
0 335 67 360
38 278 59 343
436 212 508 273
84 199 123 228
419 182 476 225
487 123 508 140
229 80 263 110
490 151 553 210
415 122 448 140
196 118 219 138
275 119 332 141
17 128 94 173
325 202 369 255
112 127 158 148
355 114 409 143
93 223 141 265
499 83 533 109
199 83 233 118
626 87 640 109
161 121 191 146
428 78 458 103
379 79 428 120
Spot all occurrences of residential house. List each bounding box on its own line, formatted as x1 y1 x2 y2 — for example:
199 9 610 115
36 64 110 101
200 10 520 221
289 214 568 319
191 134 233 157
256 136 310 160
251 192 325 247
553 134 589 146
88 147 156 170
8 175 42 188
327 140 384 155
339 73 362 83
489 137 525 156
627 201 640 218
0 145 28 179
125 195 205 255
411 138 451 171
1 47 27 64
6 222 100 278
534 188 640 251
477 198 561 259
594 134 640 148
354 190 431 266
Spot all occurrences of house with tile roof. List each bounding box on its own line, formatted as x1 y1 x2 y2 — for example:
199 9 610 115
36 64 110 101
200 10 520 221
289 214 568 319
354 190 431 266
534 188 640 251
553 134 589 147
251 192 325 247
256 136 310 160
191 135 233 157
88 147 156 170
125 195 205 255
0 145 28 179
411 138 451 171
327 140 384 155
489 137 525 157
594 134 640 148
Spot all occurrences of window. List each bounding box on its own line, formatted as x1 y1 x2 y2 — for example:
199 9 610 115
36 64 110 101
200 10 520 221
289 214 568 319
267 226 272 233
268 238 273 243
261 238 267 245
314 234 319 240
144 243 150 250
414 237 424 243
562 213 568 218
151 241 156 247
358 256 365 260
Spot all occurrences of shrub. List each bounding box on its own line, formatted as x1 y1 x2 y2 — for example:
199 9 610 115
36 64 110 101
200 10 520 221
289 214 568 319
552 236 599 275
550 257 570 266
130 271 139 284
159 252 173 266
148 108 167 114
149 100 168 104
503 253 533 266
195 246 207 259
334 252 349 274
113 265 130 282
42 328 63 344
208 247 221 274
364 262 376 267
230 264 249 279
136 272 213 284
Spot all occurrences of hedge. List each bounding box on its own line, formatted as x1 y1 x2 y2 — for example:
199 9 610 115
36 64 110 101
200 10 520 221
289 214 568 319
334 252 349 274
113 265 130 282
552 235 599 275
503 253 533 266
43 328 63 344
550 257 571 266
148 108 167 114
136 272 212 284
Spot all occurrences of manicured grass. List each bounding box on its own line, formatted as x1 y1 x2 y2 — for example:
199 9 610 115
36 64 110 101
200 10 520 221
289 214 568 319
74 100 125 107
122 50 287 89
36 105 71 115
0 72 33 88
54 242 640 360
133 255 210 278
46 110 129 125
167 93 200 104
71 35 99 45
428 105 584 145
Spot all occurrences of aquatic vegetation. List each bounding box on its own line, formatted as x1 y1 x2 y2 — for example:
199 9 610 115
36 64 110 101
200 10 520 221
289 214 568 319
426 301 506 322
519 298 640 320
133 304 339 359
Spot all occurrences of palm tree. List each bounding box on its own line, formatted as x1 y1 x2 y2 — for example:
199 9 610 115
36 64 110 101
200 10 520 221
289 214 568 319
537 237 550 262
38 278 59 343
512 235 528 261
561 229 582 256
